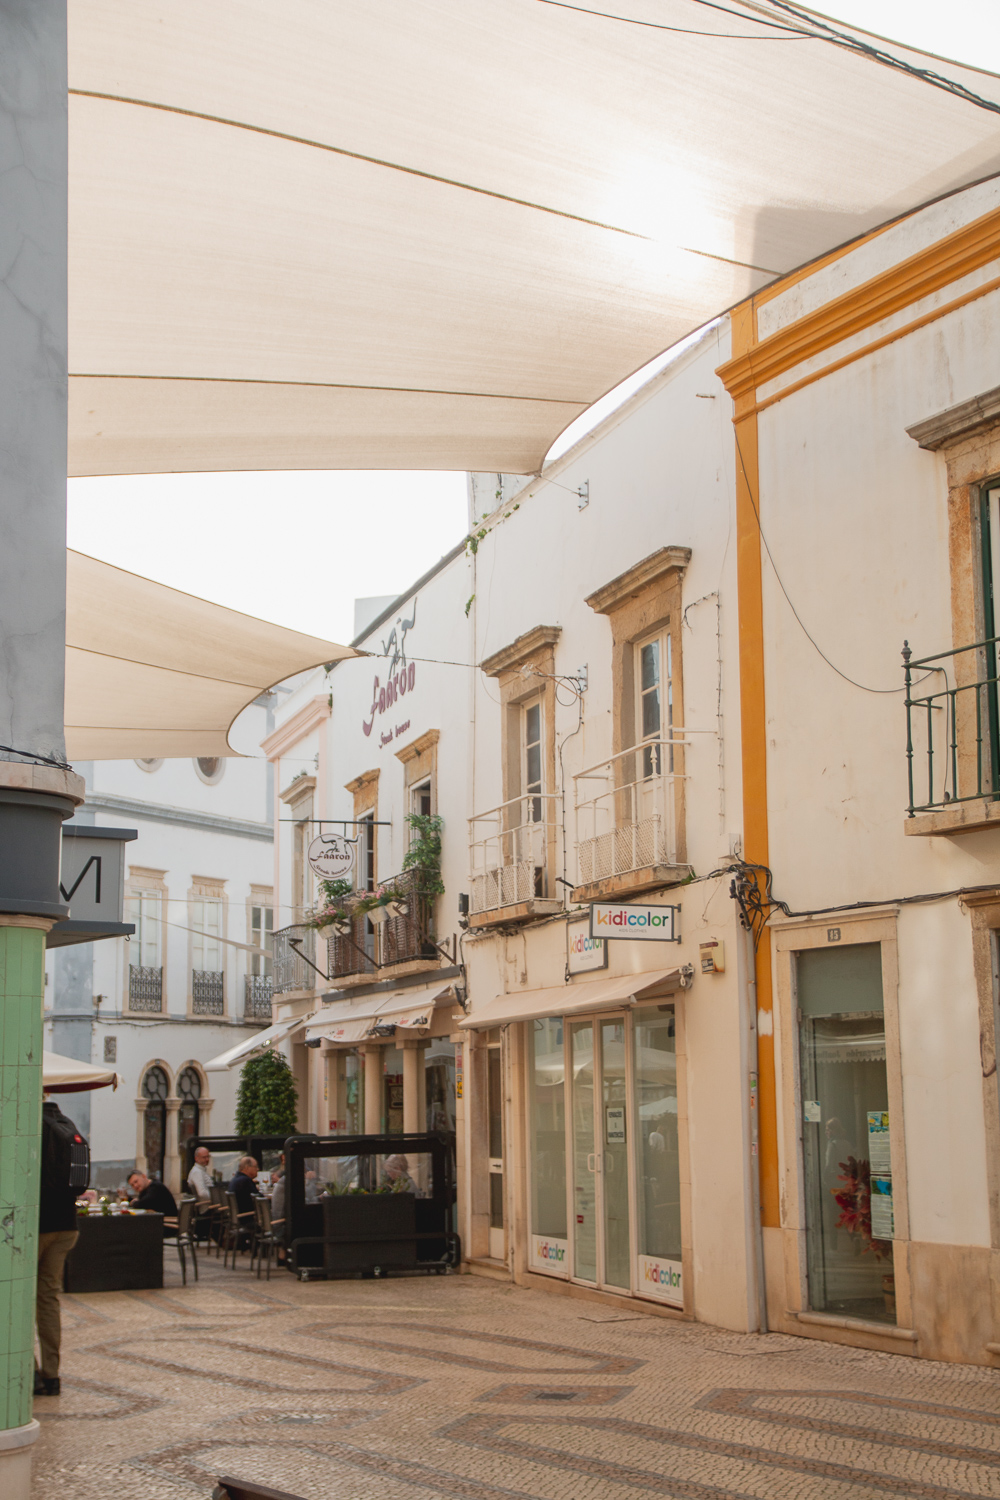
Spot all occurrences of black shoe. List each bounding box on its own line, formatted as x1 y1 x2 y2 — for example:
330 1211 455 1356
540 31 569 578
33 1374 60 1396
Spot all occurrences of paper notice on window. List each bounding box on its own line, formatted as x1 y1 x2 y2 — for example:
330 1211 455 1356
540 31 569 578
870 1175 894 1239
867 1111 891 1174
803 1100 821 1123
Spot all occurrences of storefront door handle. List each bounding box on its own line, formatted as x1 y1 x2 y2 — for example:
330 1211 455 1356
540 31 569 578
587 1152 597 1173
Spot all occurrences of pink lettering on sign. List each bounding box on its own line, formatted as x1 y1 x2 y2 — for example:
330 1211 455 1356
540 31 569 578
362 600 419 740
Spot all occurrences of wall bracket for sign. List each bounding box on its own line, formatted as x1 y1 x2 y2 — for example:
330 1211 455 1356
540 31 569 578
290 931 460 982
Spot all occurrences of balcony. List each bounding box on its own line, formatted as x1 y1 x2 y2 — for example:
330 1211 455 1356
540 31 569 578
128 964 162 1013
903 637 1000 835
327 865 440 983
572 741 690 901
192 970 225 1015
468 794 562 927
273 924 317 995
244 973 273 1020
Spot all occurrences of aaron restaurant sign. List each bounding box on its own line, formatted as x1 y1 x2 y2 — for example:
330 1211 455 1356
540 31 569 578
363 599 418 748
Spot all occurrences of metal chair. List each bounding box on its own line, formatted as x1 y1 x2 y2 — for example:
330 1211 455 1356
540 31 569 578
174 1196 199 1286
223 1190 255 1269
209 1182 228 1256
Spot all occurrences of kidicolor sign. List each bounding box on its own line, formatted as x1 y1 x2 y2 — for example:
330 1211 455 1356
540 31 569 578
530 1236 568 1274
638 1254 683 1305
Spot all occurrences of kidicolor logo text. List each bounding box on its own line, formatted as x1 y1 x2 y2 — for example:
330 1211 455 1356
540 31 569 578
535 1241 566 1262
594 908 673 929
643 1261 681 1288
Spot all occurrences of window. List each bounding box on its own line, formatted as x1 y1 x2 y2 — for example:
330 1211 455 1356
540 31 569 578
191 899 223 972
359 812 375 893
411 779 433 819
250 903 273 978
142 1065 169 1180
636 630 673 777
135 758 163 772
194 757 225 785
129 891 161 968
797 943 895 1324
177 1066 202 1149
634 1006 682 1278
522 699 543 822
529 1018 567 1252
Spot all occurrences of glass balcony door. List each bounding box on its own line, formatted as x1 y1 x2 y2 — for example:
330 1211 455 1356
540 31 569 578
568 1016 634 1292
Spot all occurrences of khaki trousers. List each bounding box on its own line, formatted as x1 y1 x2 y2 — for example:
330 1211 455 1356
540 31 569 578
36 1229 79 1377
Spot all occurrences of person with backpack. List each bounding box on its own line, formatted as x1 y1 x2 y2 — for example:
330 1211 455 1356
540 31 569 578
36 1098 90 1396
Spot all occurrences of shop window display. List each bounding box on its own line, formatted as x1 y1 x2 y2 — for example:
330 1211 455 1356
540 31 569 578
797 943 895 1324
528 1018 567 1258
633 1006 682 1295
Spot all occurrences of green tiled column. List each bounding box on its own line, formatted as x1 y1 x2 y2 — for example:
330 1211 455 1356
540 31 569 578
0 921 45 1431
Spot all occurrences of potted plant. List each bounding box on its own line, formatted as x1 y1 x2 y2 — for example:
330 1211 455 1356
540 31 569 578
308 877 355 939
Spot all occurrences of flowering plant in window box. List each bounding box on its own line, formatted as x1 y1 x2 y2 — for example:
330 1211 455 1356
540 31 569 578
354 881 409 924
306 878 356 938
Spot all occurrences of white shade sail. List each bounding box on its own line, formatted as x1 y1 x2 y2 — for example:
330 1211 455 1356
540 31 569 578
67 1 1000 477
204 1017 303 1073
65 550 354 760
43 1049 121 1093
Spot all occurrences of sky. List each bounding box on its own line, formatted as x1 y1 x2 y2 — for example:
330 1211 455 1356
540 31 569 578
67 0 997 647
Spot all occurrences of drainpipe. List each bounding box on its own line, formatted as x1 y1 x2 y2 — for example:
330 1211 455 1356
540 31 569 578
745 921 768 1333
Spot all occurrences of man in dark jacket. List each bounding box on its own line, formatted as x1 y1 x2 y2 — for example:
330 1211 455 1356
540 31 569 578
228 1156 260 1216
36 1101 85 1396
127 1170 178 1233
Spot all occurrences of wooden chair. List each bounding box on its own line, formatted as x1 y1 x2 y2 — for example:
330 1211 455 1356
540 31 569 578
174 1196 199 1286
223 1190 255 1269
251 1195 281 1281
209 1182 228 1256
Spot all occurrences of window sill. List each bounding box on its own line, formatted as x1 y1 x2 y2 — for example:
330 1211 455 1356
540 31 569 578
788 1309 917 1341
468 899 563 930
571 864 692 904
904 801 1000 836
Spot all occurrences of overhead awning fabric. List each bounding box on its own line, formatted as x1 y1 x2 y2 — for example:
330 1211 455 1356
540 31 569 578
305 983 455 1044
67 2 1000 477
65 550 355 760
43 1050 121 1093
459 968 684 1029
204 1017 300 1072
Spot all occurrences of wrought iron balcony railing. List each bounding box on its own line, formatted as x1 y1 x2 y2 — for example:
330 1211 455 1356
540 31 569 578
273 925 317 995
128 965 162 1013
468 793 561 915
903 637 1000 814
574 740 681 886
243 973 273 1019
327 865 438 980
192 970 225 1015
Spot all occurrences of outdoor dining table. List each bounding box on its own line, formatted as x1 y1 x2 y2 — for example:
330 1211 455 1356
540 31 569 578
63 1209 164 1293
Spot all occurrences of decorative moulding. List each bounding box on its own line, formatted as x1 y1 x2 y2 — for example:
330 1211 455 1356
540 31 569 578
395 728 440 765
279 773 316 806
480 625 561 679
345 767 379 795
261 695 330 762
906 383 1000 451
585 547 691 616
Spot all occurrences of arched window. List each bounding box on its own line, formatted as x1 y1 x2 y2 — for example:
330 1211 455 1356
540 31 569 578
194 757 225 785
177 1066 202 1151
142 1065 169 1181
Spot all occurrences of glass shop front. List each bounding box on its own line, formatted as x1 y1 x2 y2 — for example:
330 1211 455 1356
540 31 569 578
526 1005 683 1306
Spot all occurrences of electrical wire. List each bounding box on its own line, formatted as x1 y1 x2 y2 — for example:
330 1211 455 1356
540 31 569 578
531 0 812 36
0 743 71 770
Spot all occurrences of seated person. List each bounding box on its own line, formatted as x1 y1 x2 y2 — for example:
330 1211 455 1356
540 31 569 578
381 1154 416 1193
227 1155 260 1217
187 1145 215 1201
127 1170 178 1236
270 1171 285 1224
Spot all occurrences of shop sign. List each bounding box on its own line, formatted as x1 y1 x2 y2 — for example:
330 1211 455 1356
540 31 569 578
867 1111 893 1238
637 1253 683 1307
307 832 355 879
589 902 680 942
529 1235 568 1275
567 919 606 974
362 598 419 747
605 1106 625 1143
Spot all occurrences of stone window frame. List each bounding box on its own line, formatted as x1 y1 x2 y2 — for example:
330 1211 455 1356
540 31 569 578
769 907 914 1345
246 883 274 980
906 388 1000 835
396 728 440 827
123 865 168 1013
579 546 691 896
346 768 380 890
280 773 317 922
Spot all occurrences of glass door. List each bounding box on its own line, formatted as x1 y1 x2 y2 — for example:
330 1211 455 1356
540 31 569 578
568 1015 633 1291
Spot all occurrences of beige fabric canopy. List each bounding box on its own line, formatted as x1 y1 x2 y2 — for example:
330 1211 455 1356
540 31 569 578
43 1049 121 1093
459 967 685 1028
66 1 1000 476
65 551 355 760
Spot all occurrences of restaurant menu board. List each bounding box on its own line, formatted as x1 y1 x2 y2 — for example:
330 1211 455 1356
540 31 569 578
867 1111 893 1240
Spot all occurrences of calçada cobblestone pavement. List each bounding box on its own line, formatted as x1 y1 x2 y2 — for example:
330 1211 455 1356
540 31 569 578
30 1249 1000 1499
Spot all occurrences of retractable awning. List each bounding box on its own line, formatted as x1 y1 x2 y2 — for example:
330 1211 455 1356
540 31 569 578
43 1050 121 1093
65 550 354 760
204 1016 302 1072
305 982 457 1045
459 968 684 1029
67 3 1000 476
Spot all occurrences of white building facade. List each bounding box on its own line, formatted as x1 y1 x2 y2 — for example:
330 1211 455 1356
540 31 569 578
46 703 275 1195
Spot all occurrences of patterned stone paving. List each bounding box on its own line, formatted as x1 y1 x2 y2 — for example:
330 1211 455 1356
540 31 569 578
30 1250 1000 1499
